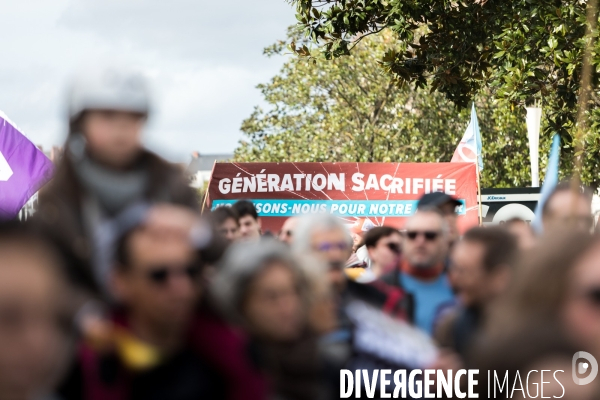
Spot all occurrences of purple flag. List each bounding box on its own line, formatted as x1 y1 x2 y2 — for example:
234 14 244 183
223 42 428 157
0 112 54 219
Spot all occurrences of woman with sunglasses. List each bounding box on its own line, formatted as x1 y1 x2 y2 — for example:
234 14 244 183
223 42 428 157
353 226 402 284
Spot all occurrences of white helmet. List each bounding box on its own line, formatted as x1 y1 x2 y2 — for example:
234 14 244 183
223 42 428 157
67 65 151 119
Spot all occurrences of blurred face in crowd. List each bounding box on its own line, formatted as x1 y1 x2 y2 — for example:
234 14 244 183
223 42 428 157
243 262 303 342
350 232 363 252
506 220 536 250
239 215 261 240
310 227 352 291
438 201 459 244
402 211 449 269
367 232 402 277
543 191 593 233
113 227 200 335
83 110 146 168
278 217 298 245
0 244 70 399
451 240 509 308
218 217 240 242
562 242 600 357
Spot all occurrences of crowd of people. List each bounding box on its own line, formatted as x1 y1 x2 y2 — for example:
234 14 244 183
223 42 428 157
2 66 600 400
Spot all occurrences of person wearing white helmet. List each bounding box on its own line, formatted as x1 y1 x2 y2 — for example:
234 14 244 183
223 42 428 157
35 65 200 298
66 65 152 169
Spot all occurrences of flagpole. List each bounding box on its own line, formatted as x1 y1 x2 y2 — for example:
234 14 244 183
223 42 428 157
452 102 483 225
200 160 217 215
200 190 210 215
476 160 483 226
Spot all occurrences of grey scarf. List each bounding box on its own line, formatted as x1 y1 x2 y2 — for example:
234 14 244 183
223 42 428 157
68 135 149 215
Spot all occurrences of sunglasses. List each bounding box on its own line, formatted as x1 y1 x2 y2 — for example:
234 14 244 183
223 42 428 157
404 230 440 241
146 265 201 285
316 242 350 252
386 242 401 254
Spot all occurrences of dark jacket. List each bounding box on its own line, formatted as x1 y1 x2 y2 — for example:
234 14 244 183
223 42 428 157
58 308 268 400
34 150 198 295
254 330 324 400
435 305 482 359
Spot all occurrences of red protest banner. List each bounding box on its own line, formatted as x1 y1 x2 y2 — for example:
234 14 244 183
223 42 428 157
207 162 478 234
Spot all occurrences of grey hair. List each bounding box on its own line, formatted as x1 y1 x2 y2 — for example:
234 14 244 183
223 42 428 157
210 239 304 324
410 205 450 235
291 213 352 256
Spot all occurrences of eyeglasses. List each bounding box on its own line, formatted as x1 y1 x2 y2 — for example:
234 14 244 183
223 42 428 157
316 242 350 252
146 265 201 285
404 230 441 241
386 242 401 254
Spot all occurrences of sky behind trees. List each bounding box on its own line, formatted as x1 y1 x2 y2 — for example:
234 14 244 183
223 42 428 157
0 0 295 161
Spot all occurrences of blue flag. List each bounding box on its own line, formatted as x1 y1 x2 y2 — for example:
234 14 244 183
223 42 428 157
452 103 483 172
532 134 561 234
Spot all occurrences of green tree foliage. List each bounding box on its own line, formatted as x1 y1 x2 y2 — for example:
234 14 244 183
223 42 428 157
235 30 535 188
288 0 600 187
